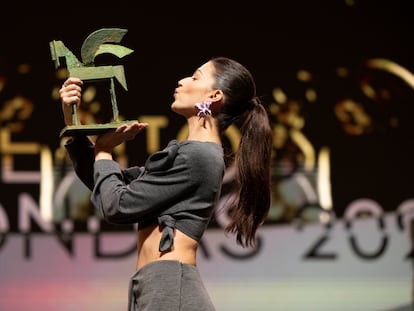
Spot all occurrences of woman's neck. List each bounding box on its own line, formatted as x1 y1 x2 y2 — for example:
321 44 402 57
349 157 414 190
186 116 221 145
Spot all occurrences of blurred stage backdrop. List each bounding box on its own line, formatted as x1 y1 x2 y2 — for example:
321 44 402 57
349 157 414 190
0 1 413 310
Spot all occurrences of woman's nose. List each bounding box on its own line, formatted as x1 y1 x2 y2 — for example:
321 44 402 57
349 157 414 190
177 78 186 86
178 76 192 86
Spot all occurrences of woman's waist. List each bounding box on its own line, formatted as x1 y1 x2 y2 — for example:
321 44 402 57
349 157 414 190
136 224 198 270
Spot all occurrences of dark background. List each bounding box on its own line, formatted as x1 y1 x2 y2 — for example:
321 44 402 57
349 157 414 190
1 0 414 230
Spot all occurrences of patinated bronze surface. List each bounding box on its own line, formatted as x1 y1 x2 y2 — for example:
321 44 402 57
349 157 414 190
50 28 135 137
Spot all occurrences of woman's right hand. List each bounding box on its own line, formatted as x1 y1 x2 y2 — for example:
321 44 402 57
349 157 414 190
59 77 83 126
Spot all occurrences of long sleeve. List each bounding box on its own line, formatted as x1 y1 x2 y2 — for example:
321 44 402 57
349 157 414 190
91 140 225 250
91 141 191 224
91 140 225 225
65 135 144 192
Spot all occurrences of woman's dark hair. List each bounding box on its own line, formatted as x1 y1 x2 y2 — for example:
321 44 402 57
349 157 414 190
211 57 273 248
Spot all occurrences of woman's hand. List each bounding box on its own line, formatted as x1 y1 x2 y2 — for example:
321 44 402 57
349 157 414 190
94 121 149 160
59 77 83 126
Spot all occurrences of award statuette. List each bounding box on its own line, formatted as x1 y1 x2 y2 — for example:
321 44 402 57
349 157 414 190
50 28 136 137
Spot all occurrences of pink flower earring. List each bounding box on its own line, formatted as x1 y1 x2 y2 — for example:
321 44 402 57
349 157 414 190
195 100 212 119
194 100 212 127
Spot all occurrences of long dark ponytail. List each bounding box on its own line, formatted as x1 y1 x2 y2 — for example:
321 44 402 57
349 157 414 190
211 57 273 247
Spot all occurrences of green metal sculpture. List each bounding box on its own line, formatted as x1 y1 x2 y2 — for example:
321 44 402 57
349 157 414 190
50 28 135 137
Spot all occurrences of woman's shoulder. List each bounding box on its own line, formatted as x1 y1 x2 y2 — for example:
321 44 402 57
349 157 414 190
177 140 225 177
177 140 224 159
144 139 222 172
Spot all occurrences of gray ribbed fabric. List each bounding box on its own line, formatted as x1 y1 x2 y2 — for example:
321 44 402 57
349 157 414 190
66 137 225 253
158 215 176 252
128 260 216 311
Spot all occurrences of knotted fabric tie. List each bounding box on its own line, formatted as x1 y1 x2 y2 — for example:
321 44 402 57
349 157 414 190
158 215 176 252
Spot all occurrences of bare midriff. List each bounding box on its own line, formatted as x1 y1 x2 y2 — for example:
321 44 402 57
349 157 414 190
136 224 198 271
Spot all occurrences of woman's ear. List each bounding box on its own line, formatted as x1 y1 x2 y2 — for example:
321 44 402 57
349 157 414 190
208 90 224 115
209 89 223 104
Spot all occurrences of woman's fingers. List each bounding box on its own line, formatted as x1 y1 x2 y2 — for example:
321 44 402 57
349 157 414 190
115 122 149 140
59 78 83 108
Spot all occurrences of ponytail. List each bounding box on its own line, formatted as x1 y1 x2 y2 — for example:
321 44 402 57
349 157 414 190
209 57 273 247
225 97 273 247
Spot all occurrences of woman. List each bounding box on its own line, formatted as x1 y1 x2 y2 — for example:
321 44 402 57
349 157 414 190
59 56 273 310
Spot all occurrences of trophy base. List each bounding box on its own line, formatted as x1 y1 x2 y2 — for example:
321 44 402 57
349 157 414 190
60 121 137 137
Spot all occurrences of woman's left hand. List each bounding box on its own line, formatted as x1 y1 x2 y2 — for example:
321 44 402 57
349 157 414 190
94 121 148 158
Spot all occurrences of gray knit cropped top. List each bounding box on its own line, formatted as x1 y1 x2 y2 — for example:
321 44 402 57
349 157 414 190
65 136 225 252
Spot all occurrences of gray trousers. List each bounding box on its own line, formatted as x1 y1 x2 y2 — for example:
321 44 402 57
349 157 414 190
128 260 216 311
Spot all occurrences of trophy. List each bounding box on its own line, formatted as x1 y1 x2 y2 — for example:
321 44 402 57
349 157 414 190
50 28 136 137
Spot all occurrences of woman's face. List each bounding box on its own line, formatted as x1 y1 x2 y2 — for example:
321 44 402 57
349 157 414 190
171 61 216 117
